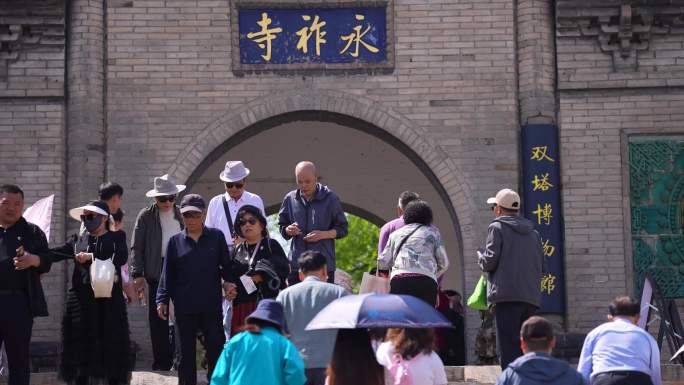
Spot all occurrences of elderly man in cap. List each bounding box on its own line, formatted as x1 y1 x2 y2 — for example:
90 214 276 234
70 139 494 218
0 184 51 385
157 194 235 385
130 174 185 371
478 188 545 370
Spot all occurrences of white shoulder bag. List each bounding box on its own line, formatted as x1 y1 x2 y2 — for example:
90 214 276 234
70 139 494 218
90 241 116 298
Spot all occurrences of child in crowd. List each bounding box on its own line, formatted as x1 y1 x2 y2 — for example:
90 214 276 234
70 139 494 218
211 299 306 385
375 328 447 385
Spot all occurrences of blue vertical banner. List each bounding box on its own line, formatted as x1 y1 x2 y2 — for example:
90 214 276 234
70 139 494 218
521 124 566 314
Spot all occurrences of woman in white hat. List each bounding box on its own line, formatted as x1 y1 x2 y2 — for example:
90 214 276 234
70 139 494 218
51 200 132 385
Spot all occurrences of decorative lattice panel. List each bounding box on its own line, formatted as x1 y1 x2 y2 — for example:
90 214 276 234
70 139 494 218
630 139 684 298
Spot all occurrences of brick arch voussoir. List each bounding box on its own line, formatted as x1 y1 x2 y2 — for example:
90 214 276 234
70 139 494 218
168 89 475 242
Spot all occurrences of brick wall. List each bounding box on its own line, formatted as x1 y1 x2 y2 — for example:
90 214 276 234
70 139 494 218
556 1 684 332
0 100 67 340
559 89 684 330
106 0 519 362
0 3 68 341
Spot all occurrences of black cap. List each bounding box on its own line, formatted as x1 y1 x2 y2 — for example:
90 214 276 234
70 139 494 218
180 194 206 214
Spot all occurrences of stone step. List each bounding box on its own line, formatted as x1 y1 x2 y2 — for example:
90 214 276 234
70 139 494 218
3 365 684 385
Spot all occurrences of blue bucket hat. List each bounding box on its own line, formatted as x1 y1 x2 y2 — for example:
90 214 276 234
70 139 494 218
246 299 288 333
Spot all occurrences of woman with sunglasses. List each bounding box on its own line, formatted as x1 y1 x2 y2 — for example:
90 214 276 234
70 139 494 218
51 200 132 385
228 205 289 336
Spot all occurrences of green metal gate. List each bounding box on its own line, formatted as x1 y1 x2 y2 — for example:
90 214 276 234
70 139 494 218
630 137 684 298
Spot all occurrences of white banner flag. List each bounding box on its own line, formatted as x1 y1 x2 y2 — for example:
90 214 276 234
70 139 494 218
23 194 54 240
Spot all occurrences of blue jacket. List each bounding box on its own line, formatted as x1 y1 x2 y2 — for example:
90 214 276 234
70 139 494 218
156 227 233 314
278 184 348 270
210 326 306 385
496 352 586 385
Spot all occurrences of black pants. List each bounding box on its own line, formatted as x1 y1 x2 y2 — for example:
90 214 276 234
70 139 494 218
148 281 173 370
0 293 33 385
389 275 438 306
494 301 537 369
304 368 326 385
288 271 335 286
594 371 654 385
175 311 224 385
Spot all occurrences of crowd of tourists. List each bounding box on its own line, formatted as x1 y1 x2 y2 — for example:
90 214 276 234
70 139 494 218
0 159 663 385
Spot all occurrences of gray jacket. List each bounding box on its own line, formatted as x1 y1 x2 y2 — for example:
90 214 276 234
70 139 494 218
276 276 348 369
130 203 183 283
478 216 545 307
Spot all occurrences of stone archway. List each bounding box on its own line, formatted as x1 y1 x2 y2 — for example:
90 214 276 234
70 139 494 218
166 88 477 315
168 89 475 239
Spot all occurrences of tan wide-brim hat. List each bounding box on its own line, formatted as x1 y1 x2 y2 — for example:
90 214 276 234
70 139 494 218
145 174 186 198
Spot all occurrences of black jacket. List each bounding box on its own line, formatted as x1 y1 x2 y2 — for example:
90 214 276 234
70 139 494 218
1 217 52 317
52 230 128 296
232 238 289 304
130 203 183 282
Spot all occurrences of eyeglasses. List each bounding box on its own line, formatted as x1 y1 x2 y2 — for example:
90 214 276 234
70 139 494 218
182 212 202 219
156 195 176 203
238 218 258 226
80 214 100 221
225 182 244 189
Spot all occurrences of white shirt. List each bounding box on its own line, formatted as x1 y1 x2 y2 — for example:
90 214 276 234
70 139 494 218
375 341 447 385
205 191 265 245
577 318 661 385
159 209 181 259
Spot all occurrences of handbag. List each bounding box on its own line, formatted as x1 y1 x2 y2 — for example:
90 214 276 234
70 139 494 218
467 275 488 310
360 269 390 294
90 240 116 298
360 225 422 294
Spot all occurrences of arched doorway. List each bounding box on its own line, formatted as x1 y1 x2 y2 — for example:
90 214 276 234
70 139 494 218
184 111 465 292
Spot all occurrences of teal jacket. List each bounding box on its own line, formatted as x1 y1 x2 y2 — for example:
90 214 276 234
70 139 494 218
210 326 306 385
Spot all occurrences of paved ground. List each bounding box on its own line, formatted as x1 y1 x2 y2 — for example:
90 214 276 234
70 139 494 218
2 365 684 385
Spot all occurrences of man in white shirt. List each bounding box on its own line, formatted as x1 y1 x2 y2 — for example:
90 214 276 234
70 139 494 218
204 161 264 339
205 161 265 247
577 296 661 385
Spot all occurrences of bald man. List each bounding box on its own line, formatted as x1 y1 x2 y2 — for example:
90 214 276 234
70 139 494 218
278 161 348 285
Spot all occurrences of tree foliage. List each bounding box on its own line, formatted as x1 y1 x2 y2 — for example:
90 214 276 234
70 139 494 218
335 214 379 292
267 213 379 293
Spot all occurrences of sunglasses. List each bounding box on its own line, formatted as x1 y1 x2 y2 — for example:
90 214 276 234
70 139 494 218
238 218 258 226
80 214 100 221
490 205 497 211
225 182 244 189
156 195 176 203
182 212 202 219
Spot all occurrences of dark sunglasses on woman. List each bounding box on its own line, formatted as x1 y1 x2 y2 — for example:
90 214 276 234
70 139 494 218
156 195 176 203
238 218 258 226
80 214 99 221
